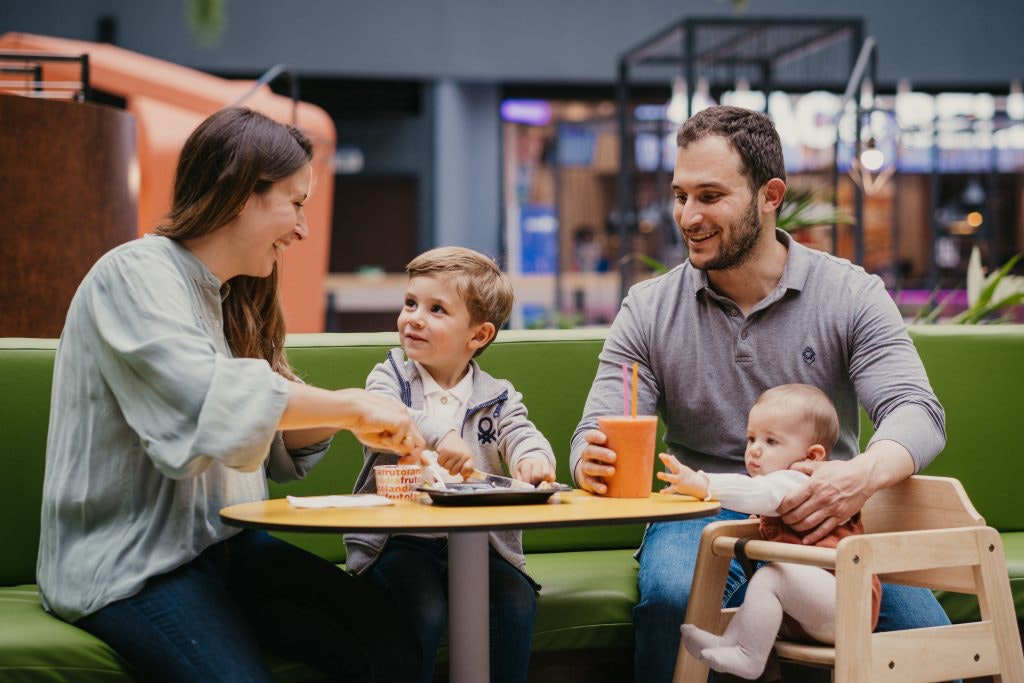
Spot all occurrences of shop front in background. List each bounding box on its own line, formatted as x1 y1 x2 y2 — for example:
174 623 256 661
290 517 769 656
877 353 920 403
499 87 1024 327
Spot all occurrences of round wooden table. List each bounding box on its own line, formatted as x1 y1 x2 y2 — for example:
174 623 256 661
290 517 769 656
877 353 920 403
221 490 719 683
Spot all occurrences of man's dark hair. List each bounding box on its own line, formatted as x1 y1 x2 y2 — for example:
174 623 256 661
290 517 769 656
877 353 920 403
676 106 786 198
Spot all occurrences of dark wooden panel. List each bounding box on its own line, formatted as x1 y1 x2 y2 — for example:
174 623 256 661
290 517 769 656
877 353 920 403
330 175 418 273
0 94 136 337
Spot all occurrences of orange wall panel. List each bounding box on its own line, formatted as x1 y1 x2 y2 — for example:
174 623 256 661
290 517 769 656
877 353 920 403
0 32 335 332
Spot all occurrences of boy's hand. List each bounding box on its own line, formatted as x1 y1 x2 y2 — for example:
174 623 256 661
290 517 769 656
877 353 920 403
656 453 710 499
513 456 556 485
436 431 476 479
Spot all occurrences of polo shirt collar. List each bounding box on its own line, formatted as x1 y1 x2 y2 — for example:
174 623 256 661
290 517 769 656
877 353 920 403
416 361 475 404
687 228 810 298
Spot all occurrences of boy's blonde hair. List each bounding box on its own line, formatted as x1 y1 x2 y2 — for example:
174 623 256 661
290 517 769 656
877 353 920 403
754 383 840 454
406 246 514 357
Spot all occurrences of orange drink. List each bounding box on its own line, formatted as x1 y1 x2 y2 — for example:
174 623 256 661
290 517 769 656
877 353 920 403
598 415 657 498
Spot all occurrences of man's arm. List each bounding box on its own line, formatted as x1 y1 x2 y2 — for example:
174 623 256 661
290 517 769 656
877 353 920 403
570 294 657 492
779 276 944 543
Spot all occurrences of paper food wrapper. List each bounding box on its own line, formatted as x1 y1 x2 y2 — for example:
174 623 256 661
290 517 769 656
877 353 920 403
286 494 394 509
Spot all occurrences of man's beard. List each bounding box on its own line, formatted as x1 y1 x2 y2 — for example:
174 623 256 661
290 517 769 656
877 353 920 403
692 198 762 271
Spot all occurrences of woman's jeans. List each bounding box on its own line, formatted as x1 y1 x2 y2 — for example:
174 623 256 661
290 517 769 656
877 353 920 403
367 535 539 683
76 529 420 683
634 514 954 683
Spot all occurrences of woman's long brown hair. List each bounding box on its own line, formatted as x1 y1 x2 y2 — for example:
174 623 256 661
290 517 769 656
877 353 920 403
155 107 313 380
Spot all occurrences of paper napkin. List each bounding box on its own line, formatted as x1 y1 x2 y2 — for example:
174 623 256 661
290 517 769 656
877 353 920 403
286 494 394 509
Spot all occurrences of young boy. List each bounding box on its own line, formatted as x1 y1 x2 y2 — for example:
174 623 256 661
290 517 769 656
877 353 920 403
345 246 556 683
659 384 882 681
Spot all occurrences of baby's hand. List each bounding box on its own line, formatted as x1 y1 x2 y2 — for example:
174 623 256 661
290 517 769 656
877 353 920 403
656 453 710 499
436 431 475 479
513 456 556 485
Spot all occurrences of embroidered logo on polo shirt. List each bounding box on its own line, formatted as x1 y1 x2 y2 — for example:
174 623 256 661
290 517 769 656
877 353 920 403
802 346 816 365
477 416 497 444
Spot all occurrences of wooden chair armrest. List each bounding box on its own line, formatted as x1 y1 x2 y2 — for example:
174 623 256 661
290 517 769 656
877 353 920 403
711 536 837 569
700 517 761 542
836 526 991 575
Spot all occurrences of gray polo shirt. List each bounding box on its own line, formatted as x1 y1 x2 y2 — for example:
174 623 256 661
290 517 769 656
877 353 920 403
38 235 328 622
571 230 945 478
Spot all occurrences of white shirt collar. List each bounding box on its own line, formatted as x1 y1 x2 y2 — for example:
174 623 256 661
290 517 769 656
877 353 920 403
415 361 474 405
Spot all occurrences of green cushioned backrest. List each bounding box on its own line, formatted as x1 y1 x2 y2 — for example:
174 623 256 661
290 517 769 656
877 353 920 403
18 325 1019 574
0 339 58 586
860 327 1024 532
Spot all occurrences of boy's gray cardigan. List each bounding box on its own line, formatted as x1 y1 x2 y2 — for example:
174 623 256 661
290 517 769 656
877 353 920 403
344 348 556 575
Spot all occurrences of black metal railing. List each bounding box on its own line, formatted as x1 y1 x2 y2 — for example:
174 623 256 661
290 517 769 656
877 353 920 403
0 51 90 101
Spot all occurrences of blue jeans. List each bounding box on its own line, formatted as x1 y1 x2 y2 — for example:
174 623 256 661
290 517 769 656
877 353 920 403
367 536 539 683
75 530 420 683
634 515 954 683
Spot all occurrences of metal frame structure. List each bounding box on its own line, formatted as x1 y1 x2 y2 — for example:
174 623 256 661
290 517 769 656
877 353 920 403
0 51 90 101
615 17 865 298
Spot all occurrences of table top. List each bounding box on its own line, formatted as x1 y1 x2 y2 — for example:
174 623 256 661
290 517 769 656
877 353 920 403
220 490 720 534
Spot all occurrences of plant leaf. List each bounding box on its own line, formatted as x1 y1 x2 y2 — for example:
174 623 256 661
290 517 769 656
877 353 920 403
776 186 854 233
629 253 670 274
966 246 984 306
951 291 1024 324
974 252 1023 309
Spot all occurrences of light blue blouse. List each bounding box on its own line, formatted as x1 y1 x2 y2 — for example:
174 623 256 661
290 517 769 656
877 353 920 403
37 235 328 621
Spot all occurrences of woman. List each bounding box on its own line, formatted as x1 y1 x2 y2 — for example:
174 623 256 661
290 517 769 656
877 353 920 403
37 107 423 682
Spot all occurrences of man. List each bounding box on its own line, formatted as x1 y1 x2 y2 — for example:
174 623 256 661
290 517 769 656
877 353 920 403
570 106 948 683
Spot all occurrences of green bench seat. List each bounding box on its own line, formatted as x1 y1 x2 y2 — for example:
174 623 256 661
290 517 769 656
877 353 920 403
2 326 1022 681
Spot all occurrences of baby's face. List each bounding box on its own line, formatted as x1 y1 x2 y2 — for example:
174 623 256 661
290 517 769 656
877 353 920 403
743 402 817 476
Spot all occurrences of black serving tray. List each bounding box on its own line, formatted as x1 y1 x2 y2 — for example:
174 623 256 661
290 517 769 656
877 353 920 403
416 483 560 506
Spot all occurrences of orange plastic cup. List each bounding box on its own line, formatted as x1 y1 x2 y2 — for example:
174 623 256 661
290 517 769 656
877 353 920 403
598 415 658 498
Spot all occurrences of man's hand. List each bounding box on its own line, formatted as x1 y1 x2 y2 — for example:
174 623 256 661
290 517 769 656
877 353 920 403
513 456 556 485
575 429 616 495
779 440 917 545
656 453 710 499
435 431 476 479
777 458 872 544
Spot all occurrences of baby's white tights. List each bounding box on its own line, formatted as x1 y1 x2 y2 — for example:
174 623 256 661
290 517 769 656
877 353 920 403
680 562 836 680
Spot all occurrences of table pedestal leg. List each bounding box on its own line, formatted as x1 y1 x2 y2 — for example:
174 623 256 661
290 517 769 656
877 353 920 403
448 530 489 683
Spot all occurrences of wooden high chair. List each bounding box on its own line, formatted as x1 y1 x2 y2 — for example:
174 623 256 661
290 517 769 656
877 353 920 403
673 475 1024 683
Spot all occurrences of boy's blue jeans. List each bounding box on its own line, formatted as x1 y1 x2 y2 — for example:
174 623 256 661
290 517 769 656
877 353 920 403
634 513 954 683
367 535 538 683
75 529 420 683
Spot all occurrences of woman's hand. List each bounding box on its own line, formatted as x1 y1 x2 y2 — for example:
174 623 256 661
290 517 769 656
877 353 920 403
346 390 425 460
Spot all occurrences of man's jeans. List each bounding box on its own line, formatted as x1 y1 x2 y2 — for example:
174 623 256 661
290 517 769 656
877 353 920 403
76 529 420 683
634 514 954 683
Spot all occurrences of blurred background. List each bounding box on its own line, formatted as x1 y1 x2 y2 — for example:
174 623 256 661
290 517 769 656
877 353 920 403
3 0 1024 334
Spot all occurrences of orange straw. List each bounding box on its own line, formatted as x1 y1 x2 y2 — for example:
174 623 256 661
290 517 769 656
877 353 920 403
631 362 638 418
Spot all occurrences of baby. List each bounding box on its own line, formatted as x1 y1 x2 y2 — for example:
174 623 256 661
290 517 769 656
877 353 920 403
659 383 881 680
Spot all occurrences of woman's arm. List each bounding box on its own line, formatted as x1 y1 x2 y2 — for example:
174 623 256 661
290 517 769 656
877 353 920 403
280 383 424 459
282 424 337 451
